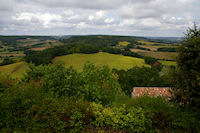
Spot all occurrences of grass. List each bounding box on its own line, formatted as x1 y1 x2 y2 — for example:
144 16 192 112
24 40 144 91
118 41 130 46
53 52 150 71
0 62 28 78
0 52 150 78
130 48 150 53
159 60 177 66
139 52 178 60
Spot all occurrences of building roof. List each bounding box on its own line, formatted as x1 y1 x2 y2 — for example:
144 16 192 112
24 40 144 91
132 87 171 99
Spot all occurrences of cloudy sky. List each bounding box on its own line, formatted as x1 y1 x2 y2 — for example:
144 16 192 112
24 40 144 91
0 0 200 37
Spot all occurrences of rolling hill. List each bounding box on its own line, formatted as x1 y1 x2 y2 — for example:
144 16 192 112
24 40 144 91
53 52 150 71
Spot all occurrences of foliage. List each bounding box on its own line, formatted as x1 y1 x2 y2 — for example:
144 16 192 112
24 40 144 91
24 62 122 105
90 102 146 132
0 63 199 132
0 57 15 66
113 66 169 96
114 96 200 132
61 35 138 47
136 46 151 51
25 43 100 65
144 56 157 65
171 24 200 108
157 47 177 52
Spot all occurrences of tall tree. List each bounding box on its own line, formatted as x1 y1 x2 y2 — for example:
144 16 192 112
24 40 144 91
171 24 200 108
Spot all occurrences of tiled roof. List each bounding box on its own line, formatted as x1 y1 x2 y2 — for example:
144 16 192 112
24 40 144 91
132 87 171 99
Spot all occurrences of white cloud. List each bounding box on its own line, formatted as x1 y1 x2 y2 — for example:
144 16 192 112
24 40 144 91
12 12 62 28
0 0 199 36
104 18 114 23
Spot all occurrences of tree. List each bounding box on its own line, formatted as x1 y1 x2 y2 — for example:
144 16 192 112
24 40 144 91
171 24 200 108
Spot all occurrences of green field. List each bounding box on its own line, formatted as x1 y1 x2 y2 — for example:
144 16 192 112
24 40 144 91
139 51 178 60
159 60 177 66
0 52 150 78
0 62 28 78
53 52 150 71
118 41 130 46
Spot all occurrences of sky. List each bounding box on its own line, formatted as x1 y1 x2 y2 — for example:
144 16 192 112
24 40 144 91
0 0 200 37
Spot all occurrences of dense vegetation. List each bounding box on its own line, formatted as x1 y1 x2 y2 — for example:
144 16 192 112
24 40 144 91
157 47 177 52
113 65 167 96
25 43 143 65
0 36 55 46
0 28 199 132
61 35 142 46
0 58 15 66
0 63 199 132
171 24 200 109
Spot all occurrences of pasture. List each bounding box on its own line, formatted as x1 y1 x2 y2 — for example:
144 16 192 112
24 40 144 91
139 51 178 60
159 60 177 66
53 52 150 71
118 41 130 46
0 62 28 78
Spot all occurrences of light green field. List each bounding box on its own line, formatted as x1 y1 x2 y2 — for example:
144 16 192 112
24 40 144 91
159 60 177 66
118 41 130 46
0 52 150 78
139 51 178 60
53 52 150 71
0 62 28 78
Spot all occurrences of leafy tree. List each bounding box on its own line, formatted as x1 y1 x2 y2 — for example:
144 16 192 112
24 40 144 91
171 24 200 108
113 66 169 96
0 57 15 66
144 56 157 65
24 62 122 105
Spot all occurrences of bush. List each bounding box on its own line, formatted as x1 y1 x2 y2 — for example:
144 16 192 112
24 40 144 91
24 62 122 105
90 102 146 132
113 96 200 132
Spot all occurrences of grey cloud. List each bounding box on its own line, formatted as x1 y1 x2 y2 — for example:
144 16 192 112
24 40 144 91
0 0 199 36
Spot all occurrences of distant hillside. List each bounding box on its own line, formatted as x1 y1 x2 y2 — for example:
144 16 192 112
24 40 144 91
61 35 144 46
145 37 183 44
0 36 56 46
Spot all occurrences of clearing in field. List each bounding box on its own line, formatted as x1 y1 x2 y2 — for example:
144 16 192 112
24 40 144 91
0 62 28 78
53 52 150 71
118 41 130 46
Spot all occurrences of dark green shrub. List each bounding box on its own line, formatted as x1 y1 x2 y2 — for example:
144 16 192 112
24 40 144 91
24 62 122 105
90 102 146 132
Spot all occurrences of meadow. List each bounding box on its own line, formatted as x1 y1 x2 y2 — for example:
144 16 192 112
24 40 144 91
53 52 150 71
140 51 178 60
118 41 130 46
0 51 178 78
0 62 28 78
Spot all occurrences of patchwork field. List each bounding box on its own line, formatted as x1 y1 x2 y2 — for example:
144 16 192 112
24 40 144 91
0 52 177 78
30 47 50 51
140 52 178 60
137 40 179 51
0 62 28 78
130 48 150 53
53 52 150 71
0 52 150 78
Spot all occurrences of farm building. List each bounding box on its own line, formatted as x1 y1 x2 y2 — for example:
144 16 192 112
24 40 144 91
132 87 171 100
